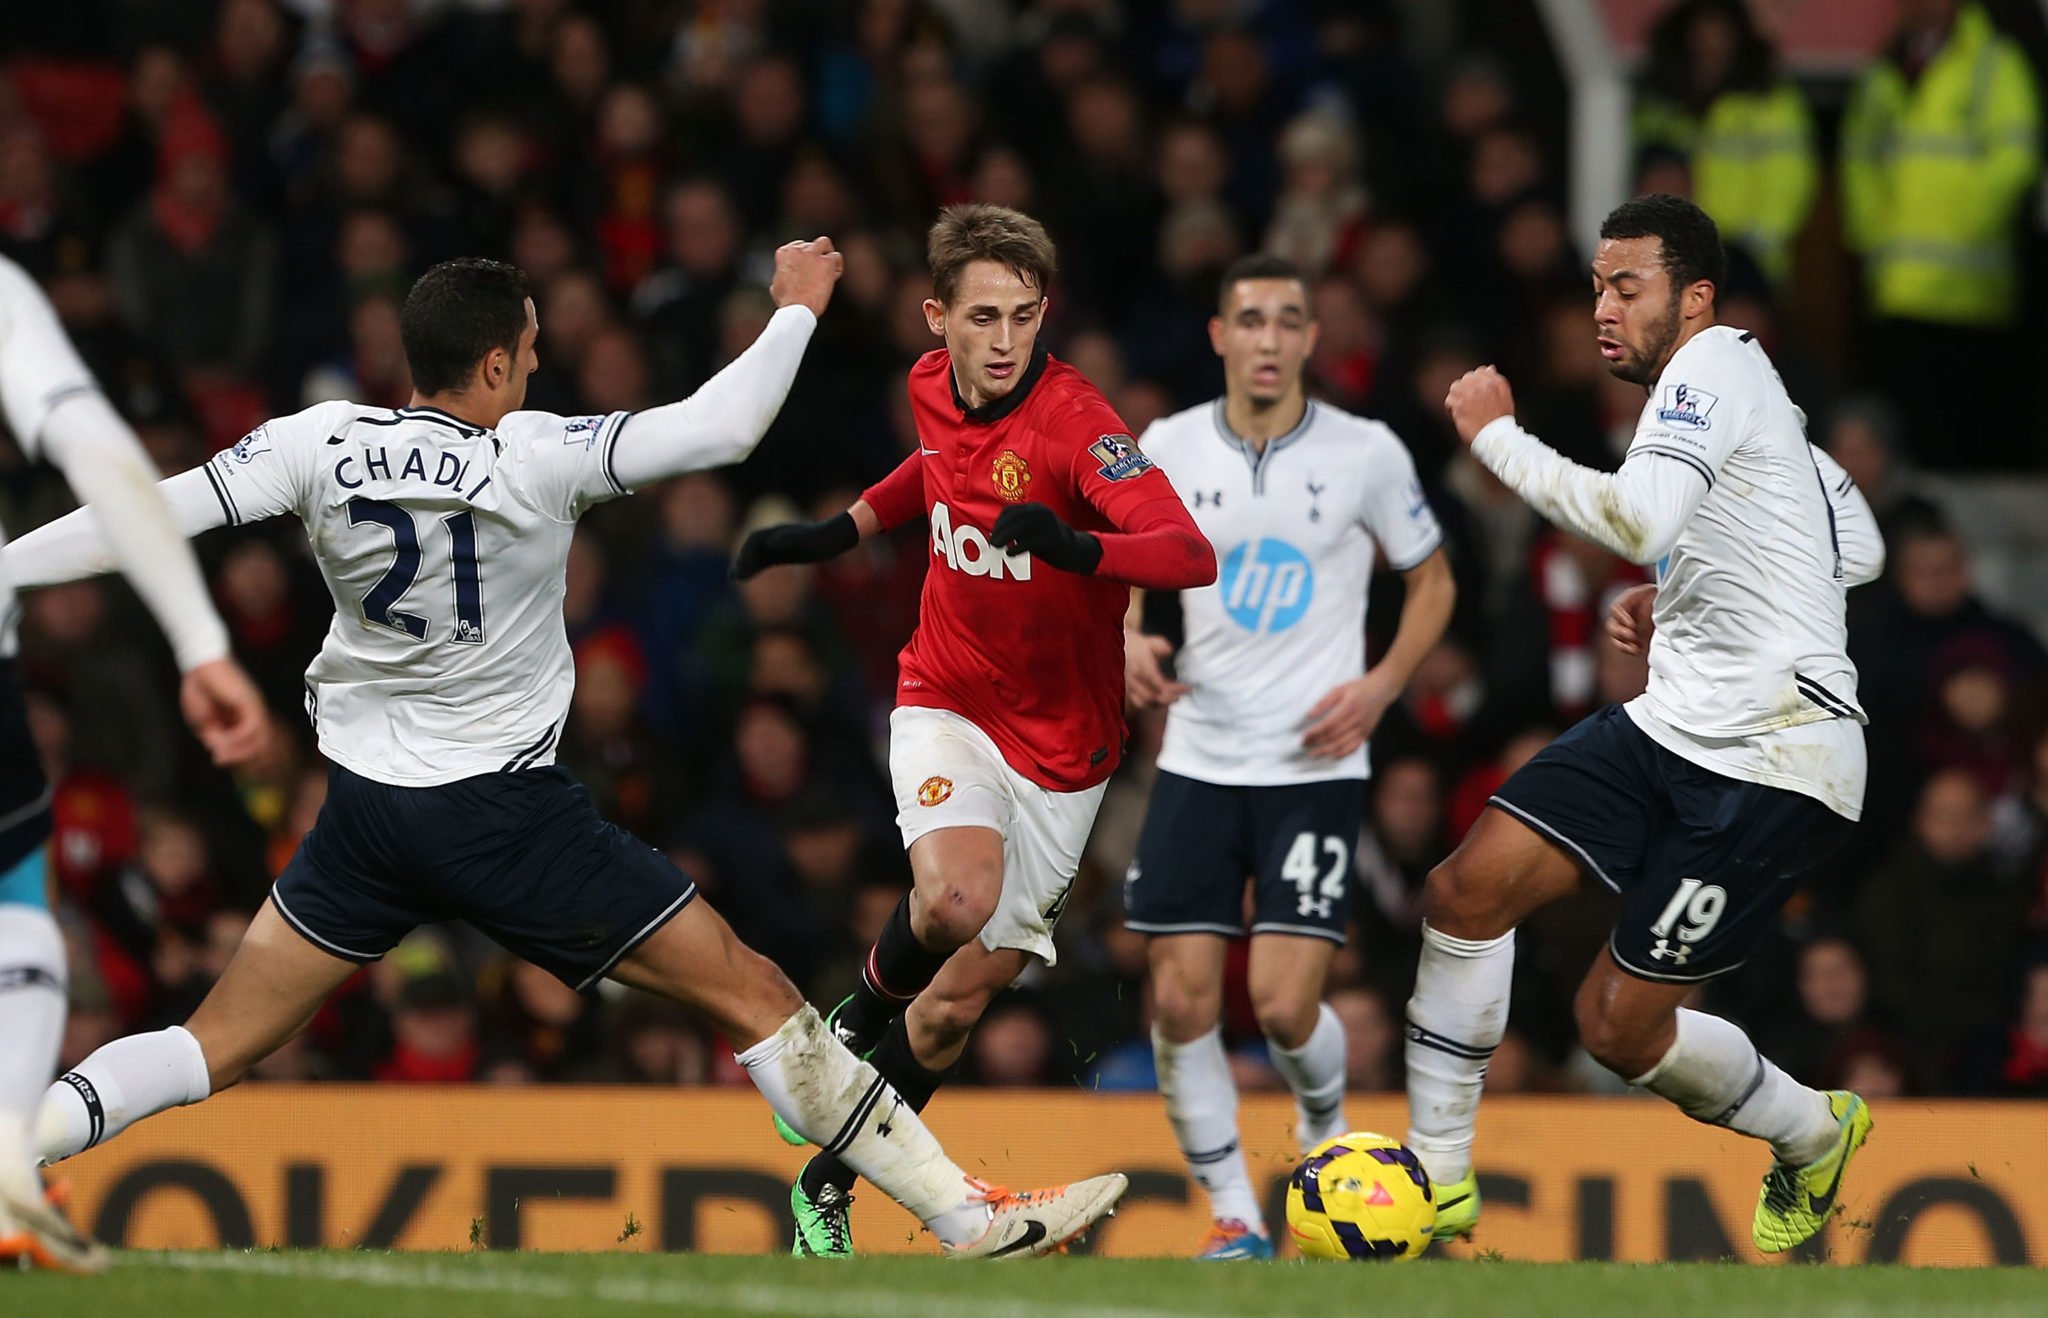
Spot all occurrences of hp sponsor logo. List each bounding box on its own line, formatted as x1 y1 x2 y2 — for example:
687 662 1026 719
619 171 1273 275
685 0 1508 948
1219 539 1313 632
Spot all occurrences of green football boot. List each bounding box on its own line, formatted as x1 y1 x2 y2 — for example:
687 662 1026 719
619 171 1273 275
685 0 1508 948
1753 1090 1873 1253
1430 1171 1481 1243
790 1179 855 1258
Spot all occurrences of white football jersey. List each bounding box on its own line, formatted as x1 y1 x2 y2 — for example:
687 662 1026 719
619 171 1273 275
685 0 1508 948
1625 327 1866 741
0 255 100 655
1624 327 1871 819
1474 324 1877 820
205 400 632 785
1140 399 1442 786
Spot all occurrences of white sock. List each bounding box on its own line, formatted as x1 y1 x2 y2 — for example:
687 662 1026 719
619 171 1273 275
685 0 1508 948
737 1005 985 1245
1269 1002 1348 1153
36 1024 212 1164
0 906 65 1118
1153 1025 1262 1229
1631 1008 1838 1166
1405 923 1515 1184
0 905 66 1195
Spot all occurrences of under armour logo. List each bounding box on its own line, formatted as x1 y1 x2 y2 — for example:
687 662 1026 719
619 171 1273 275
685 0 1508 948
1193 490 1224 508
1298 895 1333 920
1649 939 1691 965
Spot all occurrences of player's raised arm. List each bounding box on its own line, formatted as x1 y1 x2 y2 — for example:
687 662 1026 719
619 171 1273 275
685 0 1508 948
4 465 229 590
6 399 333 591
29 400 232 669
606 238 841 491
1445 366 1722 567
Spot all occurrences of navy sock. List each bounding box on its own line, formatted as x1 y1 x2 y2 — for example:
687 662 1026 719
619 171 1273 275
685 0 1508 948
838 894 949 1046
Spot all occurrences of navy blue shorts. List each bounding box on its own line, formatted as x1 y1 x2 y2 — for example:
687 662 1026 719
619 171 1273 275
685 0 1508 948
273 763 697 991
1491 705 1853 983
1124 771 1362 944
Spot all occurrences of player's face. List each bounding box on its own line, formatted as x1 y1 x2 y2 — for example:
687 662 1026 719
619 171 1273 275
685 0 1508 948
1210 277 1317 406
1591 236 1690 386
926 261 1047 410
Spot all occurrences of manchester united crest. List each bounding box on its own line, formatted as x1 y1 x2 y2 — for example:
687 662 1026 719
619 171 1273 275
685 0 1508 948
917 775 954 807
992 449 1032 503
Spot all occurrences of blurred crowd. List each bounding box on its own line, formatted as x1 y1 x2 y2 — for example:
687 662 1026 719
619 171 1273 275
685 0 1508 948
3 0 2048 1101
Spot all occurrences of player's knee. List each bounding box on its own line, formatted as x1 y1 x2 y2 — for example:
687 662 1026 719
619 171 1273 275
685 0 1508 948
1572 988 1658 1078
1421 854 1506 939
1252 988 1319 1051
912 877 1000 951
1151 975 1221 1041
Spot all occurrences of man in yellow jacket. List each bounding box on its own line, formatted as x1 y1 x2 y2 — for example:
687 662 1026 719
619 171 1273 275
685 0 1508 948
1843 0 2041 469
1635 0 1817 290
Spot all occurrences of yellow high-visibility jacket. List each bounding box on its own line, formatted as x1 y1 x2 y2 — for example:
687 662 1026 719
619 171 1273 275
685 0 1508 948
1635 84 1819 286
1842 3 2042 327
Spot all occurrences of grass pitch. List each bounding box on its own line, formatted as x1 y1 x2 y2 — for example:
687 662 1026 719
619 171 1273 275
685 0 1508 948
8 1250 2043 1318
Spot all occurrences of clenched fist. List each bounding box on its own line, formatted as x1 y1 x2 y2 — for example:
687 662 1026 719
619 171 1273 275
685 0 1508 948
770 237 844 319
1444 365 1517 446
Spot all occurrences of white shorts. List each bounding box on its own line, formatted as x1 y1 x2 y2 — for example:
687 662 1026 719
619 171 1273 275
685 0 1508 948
888 705 1107 966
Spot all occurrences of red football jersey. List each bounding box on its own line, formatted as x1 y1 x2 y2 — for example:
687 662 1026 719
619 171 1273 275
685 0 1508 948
861 344 1213 792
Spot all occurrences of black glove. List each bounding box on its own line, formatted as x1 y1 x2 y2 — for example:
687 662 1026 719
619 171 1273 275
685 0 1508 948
731 511 861 580
990 502 1102 575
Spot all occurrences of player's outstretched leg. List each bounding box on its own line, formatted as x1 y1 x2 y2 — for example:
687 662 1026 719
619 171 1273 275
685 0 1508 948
1573 953 1869 1254
771 826 1003 1152
787 939 1029 1257
615 899 1123 1258
37 900 355 1166
1148 934 1269 1259
1404 809 1580 1242
768 888 950 1150
785 1013 950 1256
0 867 107 1274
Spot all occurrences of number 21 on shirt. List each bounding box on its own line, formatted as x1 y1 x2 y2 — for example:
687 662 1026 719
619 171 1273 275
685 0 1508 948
348 497 486 644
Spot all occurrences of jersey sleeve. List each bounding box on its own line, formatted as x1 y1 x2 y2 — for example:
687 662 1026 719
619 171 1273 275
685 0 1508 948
1473 340 1765 566
1358 429 1444 571
1473 416 1714 567
860 450 927 529
1061 400 1183 525
201 401 338 526
1058 400 1215 588
500 410 631 521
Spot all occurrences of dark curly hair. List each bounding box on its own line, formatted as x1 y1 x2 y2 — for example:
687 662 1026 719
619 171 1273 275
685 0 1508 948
1600 193 1727 294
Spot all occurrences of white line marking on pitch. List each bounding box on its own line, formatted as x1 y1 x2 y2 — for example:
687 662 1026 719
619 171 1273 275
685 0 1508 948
144 1250 1225 1318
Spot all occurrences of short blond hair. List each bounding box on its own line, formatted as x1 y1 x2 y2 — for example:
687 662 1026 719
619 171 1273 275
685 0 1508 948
926 203 1058 306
